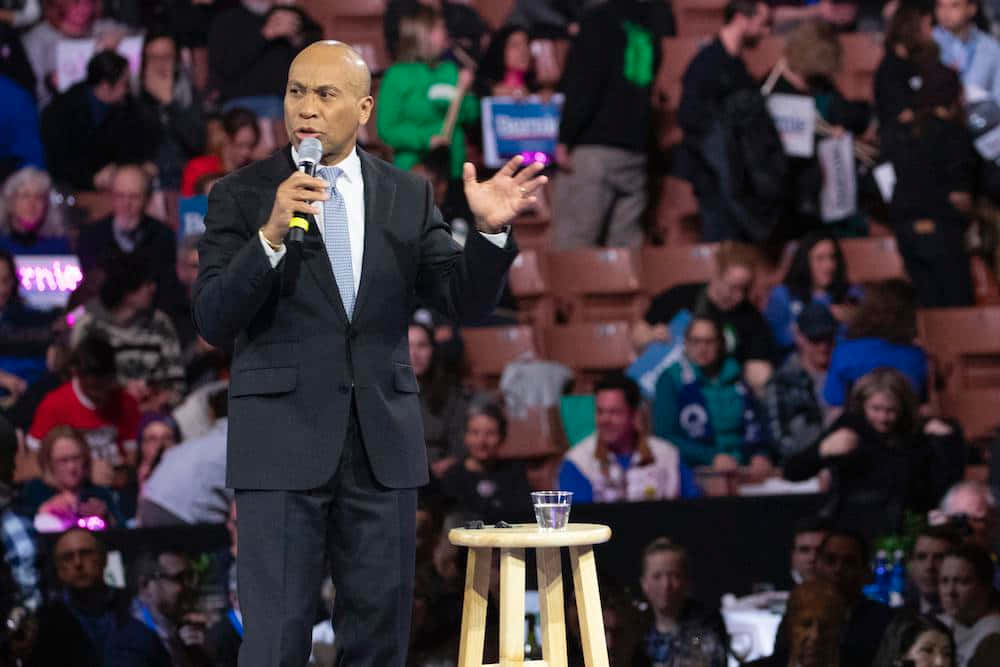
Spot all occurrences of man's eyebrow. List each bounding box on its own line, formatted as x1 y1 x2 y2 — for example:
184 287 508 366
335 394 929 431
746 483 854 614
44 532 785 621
315 85 342 95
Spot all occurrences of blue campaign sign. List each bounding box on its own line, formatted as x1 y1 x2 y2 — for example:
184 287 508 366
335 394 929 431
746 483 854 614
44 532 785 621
178 195 208 240
481 94 564 168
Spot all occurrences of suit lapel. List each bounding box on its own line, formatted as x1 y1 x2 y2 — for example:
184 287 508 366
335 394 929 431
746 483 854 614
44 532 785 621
267 146 351 324
352 148 396 322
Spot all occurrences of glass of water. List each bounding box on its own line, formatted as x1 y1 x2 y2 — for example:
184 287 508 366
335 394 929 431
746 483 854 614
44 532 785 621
531 491 572 530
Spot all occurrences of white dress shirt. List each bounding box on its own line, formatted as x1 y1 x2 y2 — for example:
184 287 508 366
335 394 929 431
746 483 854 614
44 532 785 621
259 146 509 285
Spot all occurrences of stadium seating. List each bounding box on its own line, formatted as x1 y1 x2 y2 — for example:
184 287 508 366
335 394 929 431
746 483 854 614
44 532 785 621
542 321 634 390
462 324 543 388
917 306 1000 398
839 236 907 284
508 249 556 327
640 243 718 295
547 248 645 322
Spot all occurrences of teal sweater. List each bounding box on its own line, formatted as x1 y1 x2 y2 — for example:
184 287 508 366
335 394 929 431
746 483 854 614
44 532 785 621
653 357 753 466
376 60 479 179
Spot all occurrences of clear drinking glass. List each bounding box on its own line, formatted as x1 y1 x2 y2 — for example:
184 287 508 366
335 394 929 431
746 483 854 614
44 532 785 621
531 491 572 530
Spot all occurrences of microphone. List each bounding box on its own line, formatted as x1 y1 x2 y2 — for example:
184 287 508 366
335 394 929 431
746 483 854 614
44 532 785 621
288 137 324 244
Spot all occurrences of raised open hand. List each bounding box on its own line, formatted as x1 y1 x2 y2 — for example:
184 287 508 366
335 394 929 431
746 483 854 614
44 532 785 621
463 155 548 234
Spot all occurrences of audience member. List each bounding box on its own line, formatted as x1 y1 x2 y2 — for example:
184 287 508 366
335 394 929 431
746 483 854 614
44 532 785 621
907 525 963 615
936 481 999 552
409 149 474 239
633 537 728 667
27 335 140 472
787 368 964 539
137 32 206 191
135 412 180 490
561 373 698 502
129 549 211 666
207 0 319 119
0 0 39 28
377 6 478 180
384 0 489 62
939 545 1000 667
823 279 928 408
40 50 150 191
0 415 39 610
763 302 837 464
677 0 776 242
437 400 533 523
885 57 976 308
21 0 126 108
20 425 124 531
653 316 771 476
27 528 168 666
205 565 241 667
644 242 778 391
0 249 55 395
180 107 259 196
789 516 831 587
410 322 468 474
551 0 671 249
764 232 857 352
935 0 1000 101
75 164 177 298
749 579 847 667
0 167 69 255
138 386 230 526
159 234 200 350
473 25 540 99
765 22 872 239
0 74 44 180
872 612 957 667
70 254 185 410
875 1 937 152
814 530 894 666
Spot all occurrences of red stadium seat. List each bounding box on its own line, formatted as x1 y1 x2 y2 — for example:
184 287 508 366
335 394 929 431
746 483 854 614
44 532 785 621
547 248 644 322
673 0 727 37
917 307 1000 399
937 390 1000 442
641 243 718 295
541 321 634 391
463 325 543 388
839 237 906 284
508 249 556 327
836 32 884 102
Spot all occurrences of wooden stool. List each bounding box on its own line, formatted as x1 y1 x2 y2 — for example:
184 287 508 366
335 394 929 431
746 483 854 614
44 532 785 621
448 523 613 667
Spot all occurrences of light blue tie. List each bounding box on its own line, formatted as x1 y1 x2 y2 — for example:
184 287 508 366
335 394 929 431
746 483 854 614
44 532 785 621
319 166 355 319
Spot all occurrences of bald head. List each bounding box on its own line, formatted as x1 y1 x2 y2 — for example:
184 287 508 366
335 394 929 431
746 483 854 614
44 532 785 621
284 40 375 163
291 41 371 98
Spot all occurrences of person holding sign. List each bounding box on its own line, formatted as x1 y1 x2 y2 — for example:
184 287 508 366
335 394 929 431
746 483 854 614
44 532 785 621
377 6 479 181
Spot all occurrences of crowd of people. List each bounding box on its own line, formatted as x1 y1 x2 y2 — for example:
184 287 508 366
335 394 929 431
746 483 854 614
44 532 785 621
1 0 1000 665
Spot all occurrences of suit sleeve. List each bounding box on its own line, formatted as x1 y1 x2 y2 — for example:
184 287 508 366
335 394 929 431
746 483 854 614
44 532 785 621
192 179 280 347
414 179 516 324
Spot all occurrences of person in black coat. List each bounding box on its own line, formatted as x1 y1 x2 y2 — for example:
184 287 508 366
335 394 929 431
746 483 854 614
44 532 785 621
40 51 153 191
192 41 541 667
437 400 534 524
785 367 965 541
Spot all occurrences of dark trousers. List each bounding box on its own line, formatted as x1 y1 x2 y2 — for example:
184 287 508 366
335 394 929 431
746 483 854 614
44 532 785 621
235 402 417 667
896 224 974 308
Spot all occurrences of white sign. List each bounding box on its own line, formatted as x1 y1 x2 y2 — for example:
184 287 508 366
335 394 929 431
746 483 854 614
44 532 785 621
14 254 83 310
873 162 897 203
55 35 144 93
818 133 857 222
766 93 816 158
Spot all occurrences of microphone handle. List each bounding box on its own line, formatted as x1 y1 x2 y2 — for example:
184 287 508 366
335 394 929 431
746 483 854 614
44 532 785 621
287 161 318 244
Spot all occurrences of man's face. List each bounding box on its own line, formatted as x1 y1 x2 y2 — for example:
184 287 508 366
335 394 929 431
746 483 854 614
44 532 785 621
640 551 688 616
796 332 834 372
709 265 753 311
222 126 257 172
102 69 131 105
111 168 148 231
816 536 866 601
936 0 976 34
284 45 374 162
939 556 988 624
910 536 952 600
594 389 636 449
75 371 116 408
149 553 193 619
791 531 827 583
742 3 772 48
788 607 840 667
685 319 722 369
464 414 502 462
54 530 105 591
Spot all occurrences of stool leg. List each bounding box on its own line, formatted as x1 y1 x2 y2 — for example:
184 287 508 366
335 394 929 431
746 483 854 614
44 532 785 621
499 547 526 666
536 547 568 667
569 545 609 667
458 547 491 667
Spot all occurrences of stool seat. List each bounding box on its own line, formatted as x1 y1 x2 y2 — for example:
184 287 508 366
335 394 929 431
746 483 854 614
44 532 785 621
448 523 611 549
449 523 613 667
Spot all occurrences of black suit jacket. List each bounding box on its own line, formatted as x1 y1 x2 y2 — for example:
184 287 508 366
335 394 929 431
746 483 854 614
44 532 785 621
193 147 516 490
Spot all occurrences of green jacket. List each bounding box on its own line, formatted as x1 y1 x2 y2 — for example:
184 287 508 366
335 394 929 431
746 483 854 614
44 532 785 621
653 356 752 467
376 61 479 179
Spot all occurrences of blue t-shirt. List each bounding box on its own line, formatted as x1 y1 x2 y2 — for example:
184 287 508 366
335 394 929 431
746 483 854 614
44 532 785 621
764 284 860 350
823 337 929 406
558 453 701 502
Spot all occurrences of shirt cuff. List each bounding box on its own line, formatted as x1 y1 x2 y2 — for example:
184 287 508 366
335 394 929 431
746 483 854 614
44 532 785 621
479 227 509 248
259 230 286 267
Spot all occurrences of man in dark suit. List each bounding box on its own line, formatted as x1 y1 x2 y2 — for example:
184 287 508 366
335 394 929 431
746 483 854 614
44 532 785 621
193 40 546 667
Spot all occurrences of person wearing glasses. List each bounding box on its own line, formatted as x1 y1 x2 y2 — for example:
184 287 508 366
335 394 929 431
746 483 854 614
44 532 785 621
653 316 772 478
129 549 211 666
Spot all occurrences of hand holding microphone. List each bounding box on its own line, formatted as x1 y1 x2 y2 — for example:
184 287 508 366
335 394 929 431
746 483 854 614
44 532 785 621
261 137 328 247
